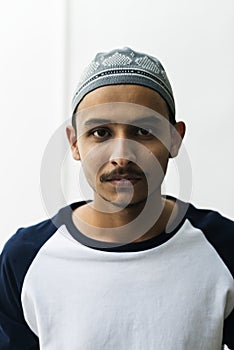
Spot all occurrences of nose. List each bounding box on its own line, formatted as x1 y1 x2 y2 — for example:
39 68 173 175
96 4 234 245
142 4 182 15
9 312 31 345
109 138 137 167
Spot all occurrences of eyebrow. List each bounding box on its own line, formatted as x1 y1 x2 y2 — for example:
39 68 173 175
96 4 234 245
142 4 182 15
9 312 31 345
83 116 162 127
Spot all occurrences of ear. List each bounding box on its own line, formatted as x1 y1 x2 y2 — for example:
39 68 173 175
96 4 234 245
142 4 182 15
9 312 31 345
169 121 186 158
66 126 80 161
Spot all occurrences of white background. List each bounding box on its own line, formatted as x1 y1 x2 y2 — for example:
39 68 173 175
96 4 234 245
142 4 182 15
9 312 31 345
0 0 233 254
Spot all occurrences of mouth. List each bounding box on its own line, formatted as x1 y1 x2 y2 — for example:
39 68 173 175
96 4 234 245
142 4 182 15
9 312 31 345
104 174 142 187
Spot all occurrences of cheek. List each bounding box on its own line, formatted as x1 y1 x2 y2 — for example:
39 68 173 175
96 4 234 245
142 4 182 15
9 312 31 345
78 143 110 183
144 144 170 181
148 139 170 160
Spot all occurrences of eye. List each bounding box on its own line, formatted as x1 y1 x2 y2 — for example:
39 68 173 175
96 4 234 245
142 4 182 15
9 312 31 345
136 127 153 136
91 128 110 138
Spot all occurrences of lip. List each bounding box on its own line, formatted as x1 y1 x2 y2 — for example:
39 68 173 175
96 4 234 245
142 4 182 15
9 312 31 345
106 176 142 187
105 174 142 181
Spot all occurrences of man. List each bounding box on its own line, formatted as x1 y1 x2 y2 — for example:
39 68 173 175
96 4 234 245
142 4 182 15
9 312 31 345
0 47 233 349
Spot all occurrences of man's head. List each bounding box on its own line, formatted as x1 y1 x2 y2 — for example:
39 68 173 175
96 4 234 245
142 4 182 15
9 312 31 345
66 47 185 208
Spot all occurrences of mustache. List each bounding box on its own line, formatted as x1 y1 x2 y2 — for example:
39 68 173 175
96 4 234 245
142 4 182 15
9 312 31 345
100 168 145 182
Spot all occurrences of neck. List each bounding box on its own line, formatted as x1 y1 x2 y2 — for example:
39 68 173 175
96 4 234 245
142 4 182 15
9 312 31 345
90 190 164 227
72 191 177 243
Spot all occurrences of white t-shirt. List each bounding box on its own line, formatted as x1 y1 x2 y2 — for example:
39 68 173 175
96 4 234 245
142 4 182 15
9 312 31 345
0 196 234 349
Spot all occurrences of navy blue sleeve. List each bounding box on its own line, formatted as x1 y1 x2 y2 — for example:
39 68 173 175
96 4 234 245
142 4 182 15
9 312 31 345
223 309 234 349
0 228 39 349
0 219 57 349
187 204 234 349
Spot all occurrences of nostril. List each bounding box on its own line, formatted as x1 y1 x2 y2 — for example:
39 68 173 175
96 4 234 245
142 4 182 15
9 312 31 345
110 158 132 167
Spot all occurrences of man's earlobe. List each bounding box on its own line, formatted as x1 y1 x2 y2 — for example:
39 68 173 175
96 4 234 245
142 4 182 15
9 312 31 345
66 126 80 161
169 122 186 158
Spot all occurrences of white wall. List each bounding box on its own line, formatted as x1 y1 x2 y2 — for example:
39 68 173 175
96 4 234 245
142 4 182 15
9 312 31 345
0 0 233 253
0 0 67 248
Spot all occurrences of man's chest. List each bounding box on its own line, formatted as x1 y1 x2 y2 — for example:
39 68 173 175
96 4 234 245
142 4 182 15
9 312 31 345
21 235 234 350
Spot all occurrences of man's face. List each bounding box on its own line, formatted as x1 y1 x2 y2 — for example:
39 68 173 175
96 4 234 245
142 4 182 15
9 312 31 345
68 85 184 208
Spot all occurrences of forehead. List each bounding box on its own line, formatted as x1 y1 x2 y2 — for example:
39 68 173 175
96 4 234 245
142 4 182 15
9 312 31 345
77 84 169 119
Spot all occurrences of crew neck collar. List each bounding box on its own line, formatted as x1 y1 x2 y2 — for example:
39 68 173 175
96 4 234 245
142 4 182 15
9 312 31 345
54 195 190 252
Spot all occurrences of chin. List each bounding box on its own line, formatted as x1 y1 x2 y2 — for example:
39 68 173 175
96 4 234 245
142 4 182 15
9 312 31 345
99 193 147 209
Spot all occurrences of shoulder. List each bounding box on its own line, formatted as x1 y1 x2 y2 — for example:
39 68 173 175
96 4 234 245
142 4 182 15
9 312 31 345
2 218 57 259
186 202 234 277
0 201 84 275
1 201 86 265
0 218 58 289
186 202 234 240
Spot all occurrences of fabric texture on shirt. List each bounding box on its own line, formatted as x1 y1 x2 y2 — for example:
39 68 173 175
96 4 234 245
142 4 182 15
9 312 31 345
0 196 234 350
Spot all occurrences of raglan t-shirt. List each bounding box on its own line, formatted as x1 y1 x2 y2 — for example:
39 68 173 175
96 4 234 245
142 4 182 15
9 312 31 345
0 196 234 350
